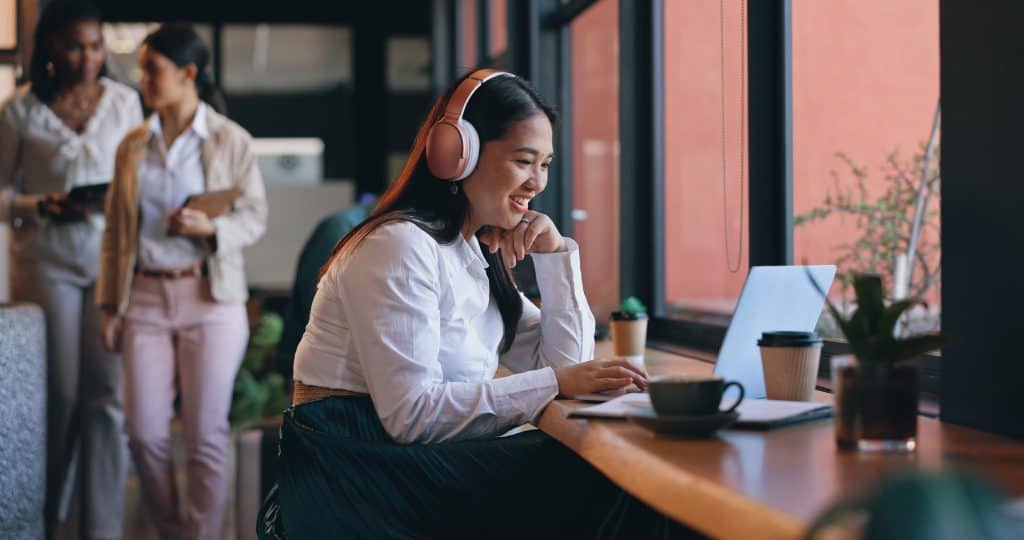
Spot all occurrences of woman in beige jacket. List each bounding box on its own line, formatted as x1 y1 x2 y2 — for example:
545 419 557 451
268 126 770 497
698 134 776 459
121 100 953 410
96 23 266 540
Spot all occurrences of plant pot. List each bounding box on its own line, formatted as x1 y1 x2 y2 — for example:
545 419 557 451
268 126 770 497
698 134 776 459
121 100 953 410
831 355 919 453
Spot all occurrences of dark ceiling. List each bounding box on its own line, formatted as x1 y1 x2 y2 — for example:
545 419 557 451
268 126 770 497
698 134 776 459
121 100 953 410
93 0 432 34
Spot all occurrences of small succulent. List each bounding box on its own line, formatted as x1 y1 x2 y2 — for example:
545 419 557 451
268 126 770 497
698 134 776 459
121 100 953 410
618 296 648 316
809 272 946 368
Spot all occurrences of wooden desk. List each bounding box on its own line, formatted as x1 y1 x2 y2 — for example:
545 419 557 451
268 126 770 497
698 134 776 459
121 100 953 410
537 344 1024 540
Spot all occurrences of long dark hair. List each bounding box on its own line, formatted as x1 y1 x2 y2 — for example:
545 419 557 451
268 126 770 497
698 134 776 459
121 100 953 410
142 23 227 114
324 73 558 353
29 0 107 103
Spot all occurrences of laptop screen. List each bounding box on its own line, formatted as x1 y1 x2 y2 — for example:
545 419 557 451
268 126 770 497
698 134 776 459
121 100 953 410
712 265 836 399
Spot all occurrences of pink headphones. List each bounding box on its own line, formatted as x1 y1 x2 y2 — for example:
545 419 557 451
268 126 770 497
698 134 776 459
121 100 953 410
425 69 515 181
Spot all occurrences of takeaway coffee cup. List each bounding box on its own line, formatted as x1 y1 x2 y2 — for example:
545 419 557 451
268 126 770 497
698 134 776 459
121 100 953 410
647 375 745 417
758 331 823 401
610 311 648 369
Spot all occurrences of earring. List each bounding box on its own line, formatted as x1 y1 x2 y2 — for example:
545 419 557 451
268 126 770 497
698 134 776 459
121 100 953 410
449 182 459 195
45 61 55 77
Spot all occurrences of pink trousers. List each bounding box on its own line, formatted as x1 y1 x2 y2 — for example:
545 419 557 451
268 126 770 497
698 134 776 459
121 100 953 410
122 274 248 540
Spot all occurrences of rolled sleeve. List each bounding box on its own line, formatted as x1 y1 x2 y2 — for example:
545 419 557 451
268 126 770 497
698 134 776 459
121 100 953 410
500 238 596 373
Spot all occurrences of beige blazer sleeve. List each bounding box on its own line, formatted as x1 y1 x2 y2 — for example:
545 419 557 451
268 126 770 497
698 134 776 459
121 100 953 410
210 130 267 255
97 127 147 312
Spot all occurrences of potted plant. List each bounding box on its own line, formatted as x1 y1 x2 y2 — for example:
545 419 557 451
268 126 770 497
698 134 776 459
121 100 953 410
813 273 946 452
610 296 649 367
807 471 1022 539
230 310 289 430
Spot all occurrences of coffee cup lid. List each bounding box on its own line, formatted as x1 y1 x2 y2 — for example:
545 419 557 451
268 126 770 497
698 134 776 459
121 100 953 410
757 330 822 347
611 311 649 321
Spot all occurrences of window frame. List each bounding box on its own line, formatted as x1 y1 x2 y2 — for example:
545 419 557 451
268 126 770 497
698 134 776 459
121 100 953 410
432 0 943 401
640 0 792 352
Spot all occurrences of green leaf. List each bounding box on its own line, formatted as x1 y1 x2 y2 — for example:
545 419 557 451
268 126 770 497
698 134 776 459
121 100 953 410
879 299 918 338
252 312 284 347
852 274 885 332
230 368 270 428
878 334 948 365
618 296 647 315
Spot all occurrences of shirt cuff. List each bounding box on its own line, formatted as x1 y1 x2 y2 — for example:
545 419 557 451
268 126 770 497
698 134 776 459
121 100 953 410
490 366 559 424
529 237 587 311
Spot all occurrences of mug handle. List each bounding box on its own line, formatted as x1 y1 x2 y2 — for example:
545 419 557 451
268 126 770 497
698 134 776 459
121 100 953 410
720 381 745 414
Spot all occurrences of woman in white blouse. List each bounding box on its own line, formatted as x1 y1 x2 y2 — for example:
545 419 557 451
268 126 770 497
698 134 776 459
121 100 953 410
0 1 141 536
261 71 693 539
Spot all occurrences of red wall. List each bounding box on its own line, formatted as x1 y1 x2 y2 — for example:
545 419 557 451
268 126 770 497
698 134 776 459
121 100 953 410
557 0 938 321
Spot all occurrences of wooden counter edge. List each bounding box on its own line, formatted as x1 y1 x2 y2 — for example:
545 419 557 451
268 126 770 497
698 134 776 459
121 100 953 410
538 400 806 540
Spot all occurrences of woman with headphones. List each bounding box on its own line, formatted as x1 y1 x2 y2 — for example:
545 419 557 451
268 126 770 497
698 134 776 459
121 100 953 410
259 71 693 539
97 23 266 539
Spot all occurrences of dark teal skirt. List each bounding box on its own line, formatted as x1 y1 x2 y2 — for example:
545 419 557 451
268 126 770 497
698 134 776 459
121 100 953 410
258 396 700 539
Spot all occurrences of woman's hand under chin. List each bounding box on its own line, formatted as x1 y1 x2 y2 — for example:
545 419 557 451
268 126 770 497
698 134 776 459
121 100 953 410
478 210 567 268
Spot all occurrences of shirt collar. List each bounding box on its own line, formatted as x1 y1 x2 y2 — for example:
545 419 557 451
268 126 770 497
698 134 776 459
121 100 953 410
459 234 490 270
147 101 210 140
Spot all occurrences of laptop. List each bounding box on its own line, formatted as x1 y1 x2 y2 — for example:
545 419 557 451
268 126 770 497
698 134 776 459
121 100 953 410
577 265 836 403
713 265 836 399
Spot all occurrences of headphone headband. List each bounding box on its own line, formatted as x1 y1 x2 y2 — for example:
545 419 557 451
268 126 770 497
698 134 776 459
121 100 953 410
425 69 516 181
442 69 514 122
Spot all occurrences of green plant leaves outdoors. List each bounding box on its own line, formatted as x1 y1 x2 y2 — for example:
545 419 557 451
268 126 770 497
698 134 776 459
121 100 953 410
807 271 947 368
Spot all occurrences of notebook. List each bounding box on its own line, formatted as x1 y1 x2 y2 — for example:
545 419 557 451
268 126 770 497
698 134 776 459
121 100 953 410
182 187 242 218
567 393 833 430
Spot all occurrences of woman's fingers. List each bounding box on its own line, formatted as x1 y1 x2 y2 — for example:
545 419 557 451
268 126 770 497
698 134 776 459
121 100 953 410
524 219 542 252
594 377 633 392
479 229 502 253
604 357 649 378
597 366 647 387
514 220 528 260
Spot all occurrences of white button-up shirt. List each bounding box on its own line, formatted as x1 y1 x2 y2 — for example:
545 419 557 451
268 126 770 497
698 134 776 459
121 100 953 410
136 102 209 269
0 78 142 280
293 220 596 444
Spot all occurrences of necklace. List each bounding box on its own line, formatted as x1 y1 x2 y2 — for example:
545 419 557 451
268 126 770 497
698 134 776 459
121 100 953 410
60 83 98 113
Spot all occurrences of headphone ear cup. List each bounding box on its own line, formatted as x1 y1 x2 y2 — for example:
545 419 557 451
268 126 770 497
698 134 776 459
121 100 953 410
455 119 480 181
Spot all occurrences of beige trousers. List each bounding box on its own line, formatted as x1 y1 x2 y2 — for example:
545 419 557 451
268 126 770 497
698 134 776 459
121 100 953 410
121 273 247 540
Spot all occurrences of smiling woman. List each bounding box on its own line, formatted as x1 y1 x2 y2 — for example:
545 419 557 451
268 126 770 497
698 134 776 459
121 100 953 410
258 70 693 539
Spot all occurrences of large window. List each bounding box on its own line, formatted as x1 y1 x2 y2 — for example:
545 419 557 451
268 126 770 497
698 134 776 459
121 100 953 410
460 0 477 71
0 0 15 50
489 0 507 59
570 0 620 325
791 0 941 336
663 0 748 324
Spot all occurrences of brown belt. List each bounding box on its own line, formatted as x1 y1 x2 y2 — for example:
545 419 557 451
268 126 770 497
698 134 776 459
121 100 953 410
134 264 207 279
292 380 368 406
